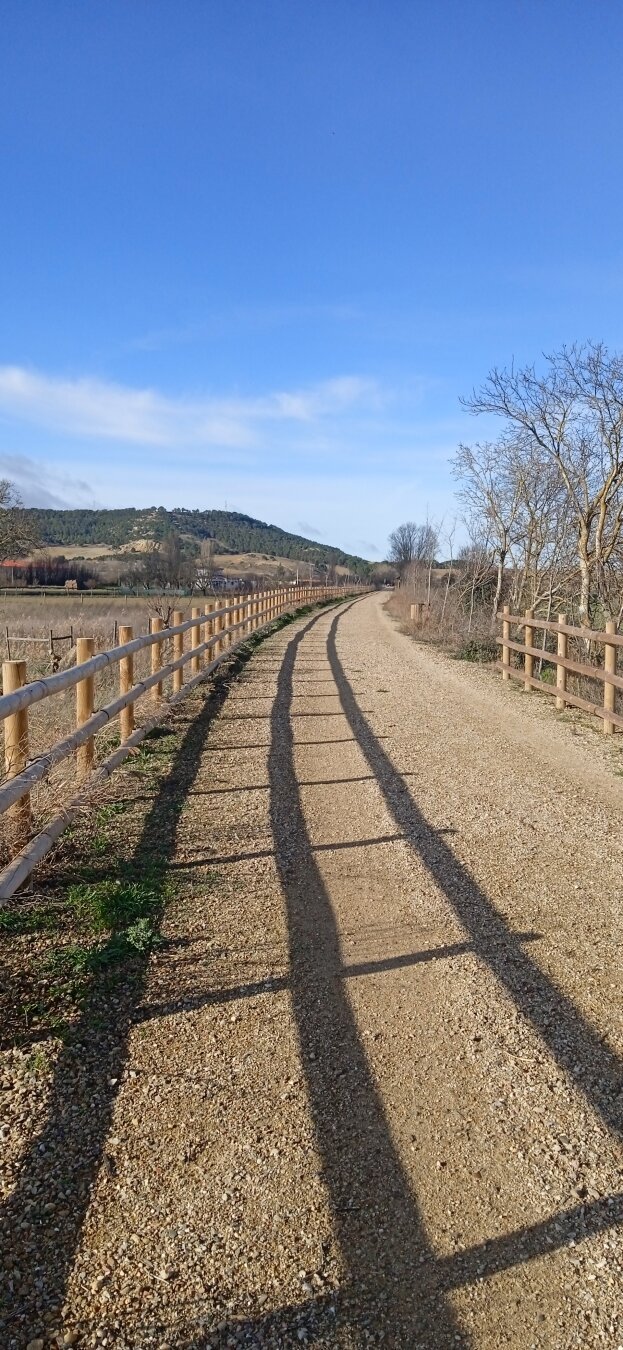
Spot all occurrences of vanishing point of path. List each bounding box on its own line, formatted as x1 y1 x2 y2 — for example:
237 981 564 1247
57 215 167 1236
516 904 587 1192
4 592 623 1347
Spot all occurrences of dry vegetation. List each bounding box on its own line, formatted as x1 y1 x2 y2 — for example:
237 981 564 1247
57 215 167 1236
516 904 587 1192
387 342 623 726
387 581 623 731
0 595 206 869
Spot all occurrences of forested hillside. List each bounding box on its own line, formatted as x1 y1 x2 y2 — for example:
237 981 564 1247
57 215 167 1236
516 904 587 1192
22 507 371 573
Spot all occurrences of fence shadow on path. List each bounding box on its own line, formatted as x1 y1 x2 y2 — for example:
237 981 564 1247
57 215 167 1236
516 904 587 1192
193 603 621 1350
5 602 622 1348
325 607 623 1146
266 613 467 1345
0 664 244 1343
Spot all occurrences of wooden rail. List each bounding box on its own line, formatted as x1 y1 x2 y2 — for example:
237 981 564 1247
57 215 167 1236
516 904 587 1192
0 584 356 899
497 606 622 734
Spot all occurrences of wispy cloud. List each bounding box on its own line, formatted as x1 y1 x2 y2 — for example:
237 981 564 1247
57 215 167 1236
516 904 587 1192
0 452 99 508
127 302 361 352
295 520 325 538
0 365 380 449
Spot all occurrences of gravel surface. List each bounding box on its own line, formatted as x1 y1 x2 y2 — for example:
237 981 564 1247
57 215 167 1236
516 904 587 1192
2 592 622 1347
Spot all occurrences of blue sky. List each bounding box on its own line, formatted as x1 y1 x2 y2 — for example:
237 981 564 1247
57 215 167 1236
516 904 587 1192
1 1 623 558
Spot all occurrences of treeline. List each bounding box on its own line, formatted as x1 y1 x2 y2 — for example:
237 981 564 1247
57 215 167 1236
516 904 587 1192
388 341 623 642
21 556 98 588
455 342 623 629
20 506 371 575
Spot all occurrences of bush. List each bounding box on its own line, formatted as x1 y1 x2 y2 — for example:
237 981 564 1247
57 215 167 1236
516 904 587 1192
455 637 499 663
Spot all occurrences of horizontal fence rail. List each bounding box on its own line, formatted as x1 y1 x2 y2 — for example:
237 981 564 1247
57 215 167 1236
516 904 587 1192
0 584 363 899
497 606 623 734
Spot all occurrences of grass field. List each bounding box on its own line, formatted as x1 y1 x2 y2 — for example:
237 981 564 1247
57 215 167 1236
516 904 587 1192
0 591 233 865
2 593 168 661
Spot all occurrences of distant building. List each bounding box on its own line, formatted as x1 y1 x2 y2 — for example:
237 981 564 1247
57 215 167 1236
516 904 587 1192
0 559 31 585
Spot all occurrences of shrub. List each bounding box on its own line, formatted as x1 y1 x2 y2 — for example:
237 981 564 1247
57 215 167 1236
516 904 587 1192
455 637 498 663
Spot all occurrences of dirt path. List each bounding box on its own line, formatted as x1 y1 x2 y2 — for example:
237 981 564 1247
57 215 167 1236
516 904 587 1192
4 593 623 1348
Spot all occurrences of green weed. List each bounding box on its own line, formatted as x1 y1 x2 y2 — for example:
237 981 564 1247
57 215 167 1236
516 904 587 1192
25 1047 51 1076
43 943 94 978
0 906 60 936
68 875 162 934
125 917 160 952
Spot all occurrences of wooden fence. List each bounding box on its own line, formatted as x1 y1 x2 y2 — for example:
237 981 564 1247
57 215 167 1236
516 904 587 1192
5 626 77 667
497 606 623 734
0 584 351 900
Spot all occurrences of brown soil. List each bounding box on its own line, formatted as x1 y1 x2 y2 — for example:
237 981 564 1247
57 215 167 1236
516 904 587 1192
2 592 622 1347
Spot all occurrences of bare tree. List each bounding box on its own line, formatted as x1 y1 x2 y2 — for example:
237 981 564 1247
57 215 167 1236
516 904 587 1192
388 521 420 578
0 479 38 562
193 538 217 595
463 343 623 624
439 518 457 628
456 534 497 634
452 440 522 624
388 520 439 585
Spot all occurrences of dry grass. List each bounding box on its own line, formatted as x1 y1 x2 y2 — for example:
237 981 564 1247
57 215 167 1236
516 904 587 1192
2 593 165 660
387 584 623 724
0 595 216 868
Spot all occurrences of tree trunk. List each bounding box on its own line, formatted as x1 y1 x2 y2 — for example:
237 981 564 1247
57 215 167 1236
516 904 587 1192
578 555 591 628
491 554 504 629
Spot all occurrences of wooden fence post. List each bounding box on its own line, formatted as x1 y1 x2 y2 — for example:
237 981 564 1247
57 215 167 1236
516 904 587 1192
150 617 164 701
555 613 567 711
76 637 95 779
2 660 31 848
213 604 222 659
501 605 510 681
202 601 214 665
172 610 184 693
191 607 201 674
524 609 534 690
119 625 134 740
604 619 617 735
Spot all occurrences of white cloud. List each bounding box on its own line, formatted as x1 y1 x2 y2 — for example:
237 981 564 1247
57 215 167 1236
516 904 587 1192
0 361 473 553
0 453 98 508
0 365 379 449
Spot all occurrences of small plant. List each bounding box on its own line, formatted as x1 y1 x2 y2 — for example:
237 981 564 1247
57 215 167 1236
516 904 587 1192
68 875 161 933
25 1047 51 1076
455 637 499 663
0 905 60 935
43 943 94 978
97 802 127 823
125 917 158 952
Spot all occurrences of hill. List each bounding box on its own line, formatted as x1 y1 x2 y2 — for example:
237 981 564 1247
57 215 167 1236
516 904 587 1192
22 507 372 576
